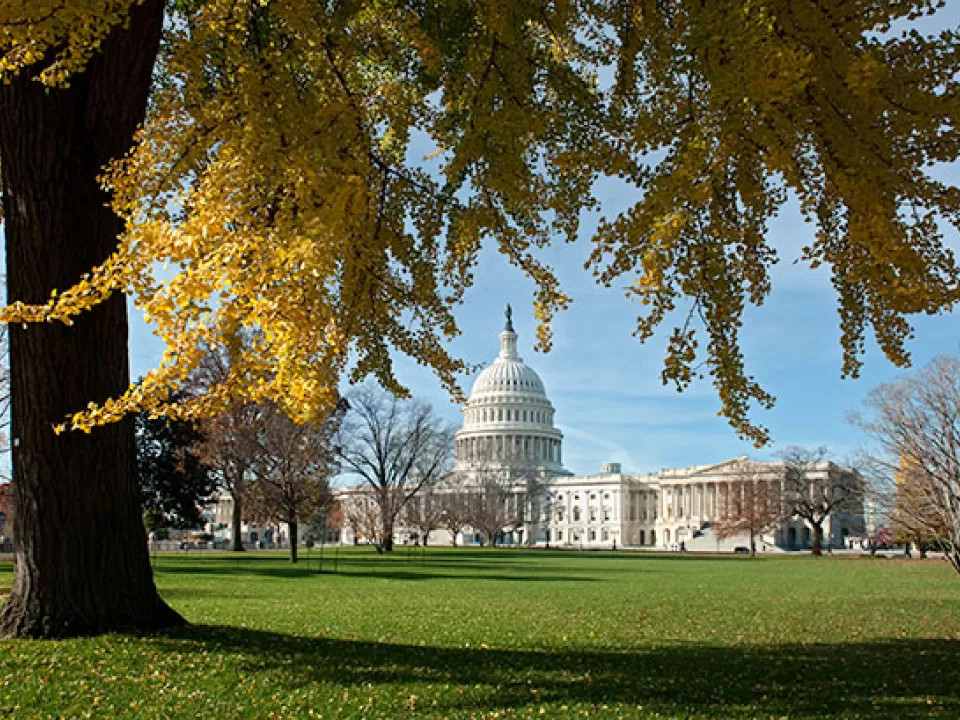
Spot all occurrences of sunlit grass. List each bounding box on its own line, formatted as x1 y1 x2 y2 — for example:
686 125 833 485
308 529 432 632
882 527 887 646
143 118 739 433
1 548 958 718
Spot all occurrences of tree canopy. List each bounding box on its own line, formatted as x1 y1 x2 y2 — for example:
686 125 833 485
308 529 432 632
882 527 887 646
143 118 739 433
2 1 959 445
135 408 216 530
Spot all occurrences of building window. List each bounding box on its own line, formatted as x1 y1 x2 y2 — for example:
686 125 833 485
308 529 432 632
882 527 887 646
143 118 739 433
557 530 563 541
589 530 596 541
603 509 610 521
557 509 564 522
573 507 581 522
589 509 596 521
601 530 608 541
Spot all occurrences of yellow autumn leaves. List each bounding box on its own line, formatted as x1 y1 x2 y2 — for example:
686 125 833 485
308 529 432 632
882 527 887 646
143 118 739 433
1 1 959 447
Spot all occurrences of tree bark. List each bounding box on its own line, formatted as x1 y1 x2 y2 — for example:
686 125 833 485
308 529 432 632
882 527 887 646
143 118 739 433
230 489 245 552
811 523 823 556
0 0 183 638
947 546 960 575
288 520 298 563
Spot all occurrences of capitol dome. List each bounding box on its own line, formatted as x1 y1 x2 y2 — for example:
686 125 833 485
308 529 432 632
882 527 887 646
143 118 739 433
454 306 568 475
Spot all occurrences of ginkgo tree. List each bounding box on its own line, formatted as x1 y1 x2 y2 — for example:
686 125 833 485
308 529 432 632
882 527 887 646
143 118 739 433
1 1 958 637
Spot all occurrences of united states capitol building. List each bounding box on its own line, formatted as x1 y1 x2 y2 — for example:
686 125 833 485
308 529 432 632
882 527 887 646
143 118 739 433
341 308 865 551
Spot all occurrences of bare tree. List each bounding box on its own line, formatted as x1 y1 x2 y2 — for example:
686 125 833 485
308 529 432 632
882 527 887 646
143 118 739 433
468 477 520 547
439 491 474 547
453 460 547 548
335 389 454 552
855 356 960 574
780 447 864 556
190 342 265 551
245 402 344 563
341 489 383 546
714 460 780 557
401 487 446 546
891 460 947 558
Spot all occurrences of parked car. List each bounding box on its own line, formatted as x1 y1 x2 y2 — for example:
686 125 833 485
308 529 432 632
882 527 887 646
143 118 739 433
733 546 750 554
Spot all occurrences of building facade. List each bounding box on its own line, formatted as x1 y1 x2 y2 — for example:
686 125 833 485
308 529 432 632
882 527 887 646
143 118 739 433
339 308 865 551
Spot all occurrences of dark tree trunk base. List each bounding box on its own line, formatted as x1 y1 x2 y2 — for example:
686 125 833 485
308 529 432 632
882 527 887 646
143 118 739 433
0 590 184 640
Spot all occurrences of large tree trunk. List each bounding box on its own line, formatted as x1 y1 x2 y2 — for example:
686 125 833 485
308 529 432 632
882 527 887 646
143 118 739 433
811 523 823 556
288 520 298 564
0 0 183 638
230 489 245 552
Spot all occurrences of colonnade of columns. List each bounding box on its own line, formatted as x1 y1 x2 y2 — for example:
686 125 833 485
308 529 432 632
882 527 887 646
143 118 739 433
465 405 553 425
651 479 788 523
455 434 562 465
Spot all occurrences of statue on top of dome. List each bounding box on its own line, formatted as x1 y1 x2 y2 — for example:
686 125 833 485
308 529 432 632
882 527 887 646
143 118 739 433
504 303 514 332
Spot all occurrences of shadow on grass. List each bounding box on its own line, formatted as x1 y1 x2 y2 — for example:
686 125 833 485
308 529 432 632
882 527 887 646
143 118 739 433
155 562 602 583
154 624 960 719
150 547 737 581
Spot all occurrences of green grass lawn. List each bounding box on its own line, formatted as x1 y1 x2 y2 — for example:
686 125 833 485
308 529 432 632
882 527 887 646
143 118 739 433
1 548 958 719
